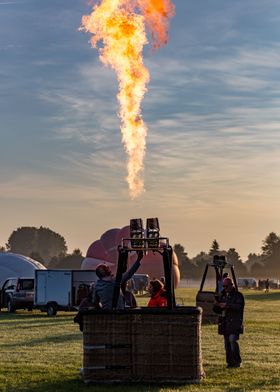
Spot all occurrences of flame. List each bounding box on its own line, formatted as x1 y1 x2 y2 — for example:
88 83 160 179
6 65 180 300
81 0 175 199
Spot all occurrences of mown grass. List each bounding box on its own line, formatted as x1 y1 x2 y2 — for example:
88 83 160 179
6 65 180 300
0 289 279 392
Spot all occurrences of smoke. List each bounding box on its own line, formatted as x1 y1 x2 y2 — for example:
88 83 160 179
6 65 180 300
81 0 175 199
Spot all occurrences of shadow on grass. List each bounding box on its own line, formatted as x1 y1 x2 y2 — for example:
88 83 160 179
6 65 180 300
0 311 76 325
2 332 81 348
5 378 181 392
9 376 280 392
245 291 280 302
225 376 280 391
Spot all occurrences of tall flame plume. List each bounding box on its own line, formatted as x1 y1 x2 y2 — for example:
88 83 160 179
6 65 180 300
81 0 175 199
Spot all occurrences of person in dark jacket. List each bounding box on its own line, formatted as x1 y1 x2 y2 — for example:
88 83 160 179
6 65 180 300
213 277 245 368
94 251 143 310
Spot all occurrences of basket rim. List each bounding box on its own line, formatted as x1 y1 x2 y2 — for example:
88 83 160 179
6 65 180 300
81 306 202 316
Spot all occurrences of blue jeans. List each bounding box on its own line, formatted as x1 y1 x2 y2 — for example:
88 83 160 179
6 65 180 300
224 334 241 367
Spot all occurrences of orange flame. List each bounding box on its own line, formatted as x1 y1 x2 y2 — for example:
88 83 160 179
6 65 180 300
81 0 175 199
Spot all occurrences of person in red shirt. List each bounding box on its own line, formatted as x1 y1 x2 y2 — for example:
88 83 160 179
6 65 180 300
147 279 167 307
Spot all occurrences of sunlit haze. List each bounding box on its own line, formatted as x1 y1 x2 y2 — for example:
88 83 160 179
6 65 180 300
1 0 280 261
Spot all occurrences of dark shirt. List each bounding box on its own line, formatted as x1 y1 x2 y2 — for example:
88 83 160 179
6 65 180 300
213 288 245 335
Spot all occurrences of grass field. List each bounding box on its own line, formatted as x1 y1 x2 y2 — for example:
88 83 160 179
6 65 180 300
1 289 279 392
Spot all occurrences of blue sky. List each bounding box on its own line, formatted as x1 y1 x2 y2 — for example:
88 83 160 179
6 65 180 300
1 0 280 260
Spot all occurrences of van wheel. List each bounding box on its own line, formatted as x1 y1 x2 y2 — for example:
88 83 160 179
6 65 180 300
47 303 57 316
7 298 16 313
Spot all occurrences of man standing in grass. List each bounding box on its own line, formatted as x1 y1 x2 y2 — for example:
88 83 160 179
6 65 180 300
213 277 245 368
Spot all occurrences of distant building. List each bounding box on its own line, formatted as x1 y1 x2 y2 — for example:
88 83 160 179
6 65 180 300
0 253 46 286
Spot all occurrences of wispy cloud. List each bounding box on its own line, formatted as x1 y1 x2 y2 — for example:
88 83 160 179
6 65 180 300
33 45 280 207
0 44 14 51
0 174 116 204
0 1 28 4
1 0 280 259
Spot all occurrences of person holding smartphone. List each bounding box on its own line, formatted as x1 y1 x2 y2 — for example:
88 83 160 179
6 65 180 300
213 277 245 368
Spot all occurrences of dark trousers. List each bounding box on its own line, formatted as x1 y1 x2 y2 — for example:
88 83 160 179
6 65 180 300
224 334 241 366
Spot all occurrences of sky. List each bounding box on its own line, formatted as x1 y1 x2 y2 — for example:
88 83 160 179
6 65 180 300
1 0 280 261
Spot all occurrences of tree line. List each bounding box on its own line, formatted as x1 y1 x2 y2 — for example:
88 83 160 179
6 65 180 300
175 233 280 279
0 226 279 278
0 226 83 269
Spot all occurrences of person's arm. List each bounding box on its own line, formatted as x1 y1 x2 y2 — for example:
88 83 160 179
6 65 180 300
226 293 244 310
213 303 223 314
92 289 101 309
213 293 226 313
121 251 143 283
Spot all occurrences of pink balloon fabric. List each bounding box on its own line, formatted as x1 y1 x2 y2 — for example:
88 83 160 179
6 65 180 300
81 225 180 287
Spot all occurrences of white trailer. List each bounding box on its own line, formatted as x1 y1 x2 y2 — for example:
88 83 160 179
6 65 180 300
34 269 97 316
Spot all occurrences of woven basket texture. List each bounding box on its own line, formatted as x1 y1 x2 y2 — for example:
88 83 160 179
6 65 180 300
82 307 204 384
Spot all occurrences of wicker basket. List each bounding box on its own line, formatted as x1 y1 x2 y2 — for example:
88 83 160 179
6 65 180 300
82 307 204 384
196 291 218 324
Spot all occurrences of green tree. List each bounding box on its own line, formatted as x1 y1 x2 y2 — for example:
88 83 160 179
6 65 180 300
192 251 209 266
173 243 197 279
6 226 67 263
6 227 37 257
261 232 280 256
209 239 220 255
227 248 242 264
29 252 45 264
192 251 213 280
245 253 264 273
173 243 186 268
227 248 246 275
257 232 280 276
48 248 83 269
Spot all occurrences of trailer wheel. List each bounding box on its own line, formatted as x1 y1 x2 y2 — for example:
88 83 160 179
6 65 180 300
47 303 57 316
7 298 16 313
